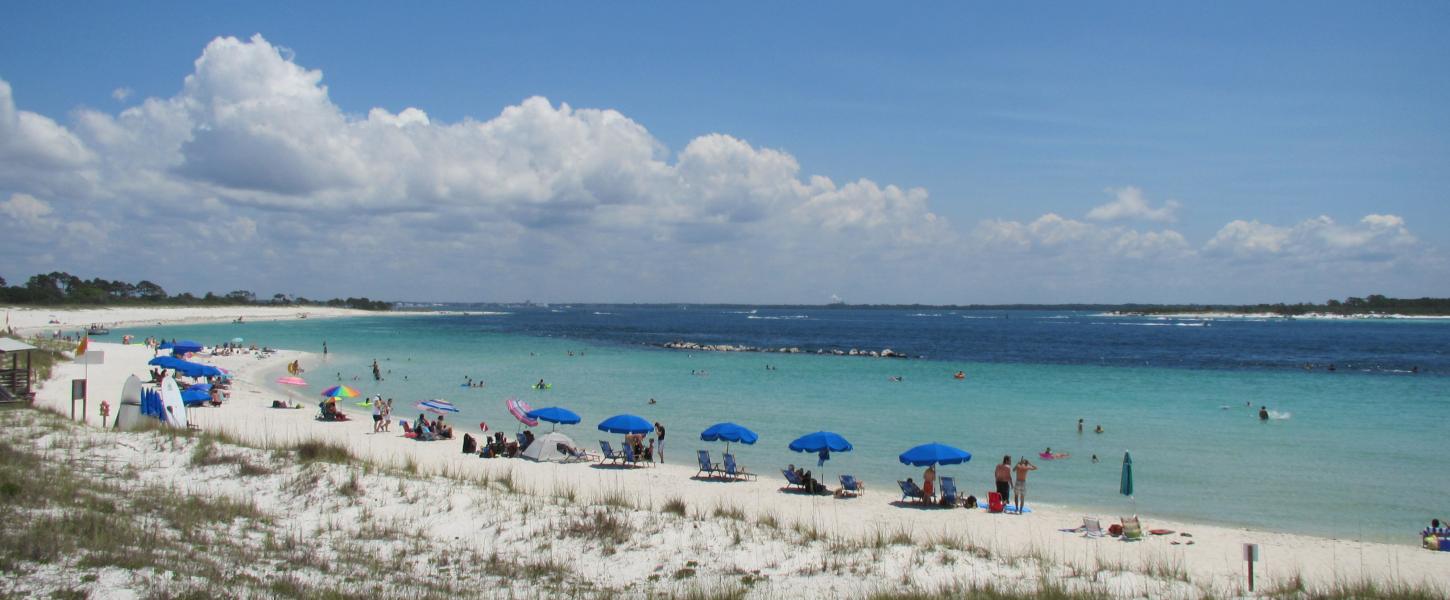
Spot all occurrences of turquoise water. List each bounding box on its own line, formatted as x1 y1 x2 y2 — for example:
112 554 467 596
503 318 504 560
119 313 1450 543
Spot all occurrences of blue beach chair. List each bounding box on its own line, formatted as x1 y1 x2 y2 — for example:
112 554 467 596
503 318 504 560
696 450 720 478
722 453 756 481
599 441 624 464
782 469 805 491
939 476 959 507
898 480 925 503
622 442 649 467
838 474 863 497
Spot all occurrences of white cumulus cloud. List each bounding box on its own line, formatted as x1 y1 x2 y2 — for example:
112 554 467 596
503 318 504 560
0 33 1441 303
1086 186 1180 223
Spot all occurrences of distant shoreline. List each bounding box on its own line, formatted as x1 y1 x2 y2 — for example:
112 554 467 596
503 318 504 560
1102 311 1450 321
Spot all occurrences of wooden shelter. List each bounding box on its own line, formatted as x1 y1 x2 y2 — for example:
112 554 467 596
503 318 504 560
0 338 37 403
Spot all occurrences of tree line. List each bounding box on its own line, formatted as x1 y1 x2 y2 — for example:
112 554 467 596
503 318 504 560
0 272 392 311
1126 294 1450 316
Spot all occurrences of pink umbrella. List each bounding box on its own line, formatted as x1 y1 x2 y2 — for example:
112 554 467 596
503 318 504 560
276 376 307 406
506 397 538 427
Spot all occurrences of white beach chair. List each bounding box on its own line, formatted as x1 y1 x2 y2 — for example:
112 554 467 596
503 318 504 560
1083 517 1104 538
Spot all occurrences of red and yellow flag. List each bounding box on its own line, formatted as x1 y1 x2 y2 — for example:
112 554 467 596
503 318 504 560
75 336 89 356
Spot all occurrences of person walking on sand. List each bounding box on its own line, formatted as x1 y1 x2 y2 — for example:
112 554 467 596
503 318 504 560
994 456 1012 506
1013 457 1038 513
654 421 666 462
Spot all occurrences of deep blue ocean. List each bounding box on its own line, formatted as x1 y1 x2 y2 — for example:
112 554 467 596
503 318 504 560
118 307 1450 543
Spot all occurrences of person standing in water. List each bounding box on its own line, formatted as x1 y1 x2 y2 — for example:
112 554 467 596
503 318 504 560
1259 406 1270 421
323 341 327 356
1077 418 1084 433
1013 457 1038 512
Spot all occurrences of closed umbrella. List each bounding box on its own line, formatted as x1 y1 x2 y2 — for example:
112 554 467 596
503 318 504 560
1120 452 1134 500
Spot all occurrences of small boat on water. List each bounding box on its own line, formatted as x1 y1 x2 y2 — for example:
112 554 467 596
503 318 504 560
87 325 110 335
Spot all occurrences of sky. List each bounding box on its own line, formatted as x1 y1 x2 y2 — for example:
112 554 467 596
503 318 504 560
2 2 1447 304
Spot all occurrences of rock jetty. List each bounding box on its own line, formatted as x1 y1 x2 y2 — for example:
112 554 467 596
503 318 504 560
659 341 911 358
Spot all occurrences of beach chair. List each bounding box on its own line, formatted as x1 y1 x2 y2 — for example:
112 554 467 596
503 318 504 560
1083 517 1104 538
939 476 959 507
622 442 648 467
838 474 863 497
599 441 624 464
897 480 925 503
987 491 1005 513
1120 516 1144 541
568 445 598 463
722 453 756 481
782 469 806 491
696 450 721 478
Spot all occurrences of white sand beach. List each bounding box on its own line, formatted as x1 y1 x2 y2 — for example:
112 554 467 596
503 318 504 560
18 324 1449 598
3 304 437 336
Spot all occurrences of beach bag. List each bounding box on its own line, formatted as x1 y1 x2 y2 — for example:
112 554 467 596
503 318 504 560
963 495 977 509
462 433 476 454
1108 524 1124 537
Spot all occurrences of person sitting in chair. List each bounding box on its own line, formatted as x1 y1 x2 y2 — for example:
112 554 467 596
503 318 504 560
434 415 453 440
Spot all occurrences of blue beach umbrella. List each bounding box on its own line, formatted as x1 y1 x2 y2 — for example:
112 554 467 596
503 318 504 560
700 422 758 453
171 340 204 354
527 406 581 431
1120 452 1134 499
597 414 652 434
148 356 187 369
789 431 853 467
898 442 972 467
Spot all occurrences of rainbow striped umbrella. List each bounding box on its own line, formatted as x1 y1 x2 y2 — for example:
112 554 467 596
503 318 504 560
321 384 359 399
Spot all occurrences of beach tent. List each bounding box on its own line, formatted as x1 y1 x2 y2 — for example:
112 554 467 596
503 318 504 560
521 431 579 462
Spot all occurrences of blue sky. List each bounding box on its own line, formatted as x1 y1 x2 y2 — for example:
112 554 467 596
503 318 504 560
1 3 1447 303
